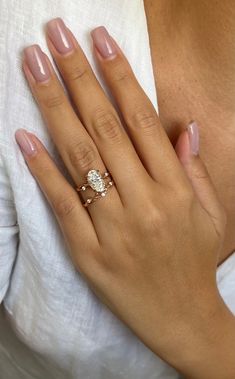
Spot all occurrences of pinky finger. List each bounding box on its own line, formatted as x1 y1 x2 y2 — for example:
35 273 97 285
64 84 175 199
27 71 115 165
175 122 226 236
15 128 98 252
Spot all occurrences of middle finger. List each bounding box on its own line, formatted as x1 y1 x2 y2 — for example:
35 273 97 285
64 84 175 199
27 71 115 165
45 18 152 202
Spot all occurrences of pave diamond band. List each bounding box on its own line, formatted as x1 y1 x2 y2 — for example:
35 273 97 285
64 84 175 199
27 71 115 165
76 169 114 207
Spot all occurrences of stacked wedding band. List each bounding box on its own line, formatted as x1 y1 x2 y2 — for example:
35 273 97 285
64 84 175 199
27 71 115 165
77 169 114 207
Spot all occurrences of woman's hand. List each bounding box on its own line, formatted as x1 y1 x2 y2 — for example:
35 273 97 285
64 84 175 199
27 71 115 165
15 19 235 379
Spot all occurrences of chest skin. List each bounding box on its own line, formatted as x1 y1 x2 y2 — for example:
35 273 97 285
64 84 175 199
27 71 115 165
144 0 235 263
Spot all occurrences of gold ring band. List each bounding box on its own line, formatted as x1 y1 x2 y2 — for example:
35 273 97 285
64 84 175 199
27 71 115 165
76 169 114 207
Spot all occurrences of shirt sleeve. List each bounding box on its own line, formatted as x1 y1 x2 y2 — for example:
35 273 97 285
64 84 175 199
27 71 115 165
0 149 19 303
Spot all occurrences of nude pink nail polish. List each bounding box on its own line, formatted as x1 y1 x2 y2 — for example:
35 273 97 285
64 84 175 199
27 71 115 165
91 26 117 59
187 121 199 155
24 45 51 83
15 129 37 156
47 18 74 55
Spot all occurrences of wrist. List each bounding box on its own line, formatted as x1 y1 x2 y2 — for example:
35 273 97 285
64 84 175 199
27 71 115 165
167 291 235 379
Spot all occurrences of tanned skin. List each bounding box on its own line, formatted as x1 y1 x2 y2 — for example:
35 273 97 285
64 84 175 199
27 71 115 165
17 10 235 379
144 0 235 263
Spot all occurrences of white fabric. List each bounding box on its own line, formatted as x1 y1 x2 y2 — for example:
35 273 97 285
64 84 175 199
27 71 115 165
0 1 234 378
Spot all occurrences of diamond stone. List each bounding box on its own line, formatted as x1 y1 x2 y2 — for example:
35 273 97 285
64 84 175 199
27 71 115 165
87 170 106 193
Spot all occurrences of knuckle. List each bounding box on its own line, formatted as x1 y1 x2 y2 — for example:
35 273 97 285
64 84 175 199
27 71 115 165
54 194 78 218
111 60 131 83
191 164 209 181
35 162 49 175
34 164 53 180
174 184 195 205
68 141 97 171
66 65 89 83
125 107 159 137
30 154 55 177
113 69 129 83
134 110 157 131
93 108 122 143
43 93 65 109
139 205 162 234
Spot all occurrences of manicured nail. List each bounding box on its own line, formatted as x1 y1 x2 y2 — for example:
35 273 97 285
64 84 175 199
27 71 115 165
15 129 37 157
187 121 199 155
47 18 74 55
24 45 51 83
91 26 117 59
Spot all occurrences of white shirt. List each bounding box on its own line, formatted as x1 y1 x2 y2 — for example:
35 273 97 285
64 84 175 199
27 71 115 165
0 1 235 378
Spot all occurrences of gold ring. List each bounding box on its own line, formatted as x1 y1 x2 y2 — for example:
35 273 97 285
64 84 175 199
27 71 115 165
76 169 114 207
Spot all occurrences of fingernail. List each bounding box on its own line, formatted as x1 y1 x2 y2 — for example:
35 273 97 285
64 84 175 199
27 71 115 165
15 129 37 157
24 45 51 83
47 18 74 55
187 121 199 155
91 26 117 59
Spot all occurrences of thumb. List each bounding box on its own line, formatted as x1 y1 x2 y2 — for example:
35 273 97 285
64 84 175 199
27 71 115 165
175 121 226 235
